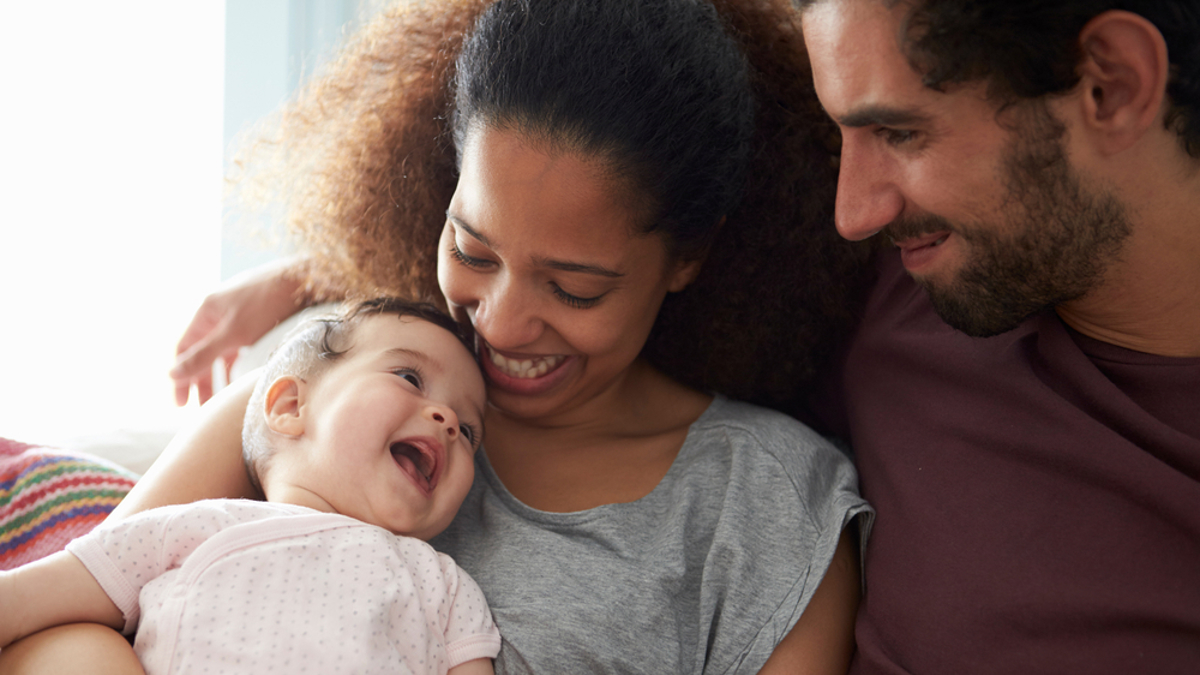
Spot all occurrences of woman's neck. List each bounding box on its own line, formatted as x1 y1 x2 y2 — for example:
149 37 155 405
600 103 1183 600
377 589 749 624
481 359 712 512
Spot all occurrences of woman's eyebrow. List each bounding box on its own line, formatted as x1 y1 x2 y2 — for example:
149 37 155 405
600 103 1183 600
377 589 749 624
447 213 494 248
447 212 623 278
535 257 624 278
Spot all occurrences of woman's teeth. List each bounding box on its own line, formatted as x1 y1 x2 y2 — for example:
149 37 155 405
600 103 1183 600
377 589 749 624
487 348 565 379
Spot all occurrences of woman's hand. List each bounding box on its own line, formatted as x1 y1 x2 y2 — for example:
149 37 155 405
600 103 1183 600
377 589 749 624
171 257 310 406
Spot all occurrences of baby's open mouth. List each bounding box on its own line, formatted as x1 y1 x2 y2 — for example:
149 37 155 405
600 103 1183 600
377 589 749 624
390 441 437 492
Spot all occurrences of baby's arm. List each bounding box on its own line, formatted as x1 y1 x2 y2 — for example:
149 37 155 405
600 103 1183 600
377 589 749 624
448 658 494 675
0 550 123 648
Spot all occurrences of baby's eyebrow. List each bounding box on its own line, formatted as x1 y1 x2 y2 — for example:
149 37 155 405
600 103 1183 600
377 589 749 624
383 347 439 372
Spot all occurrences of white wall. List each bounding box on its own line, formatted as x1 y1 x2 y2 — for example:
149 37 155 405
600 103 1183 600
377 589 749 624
0 3 226 444
0 1 389 447
221 0 382 280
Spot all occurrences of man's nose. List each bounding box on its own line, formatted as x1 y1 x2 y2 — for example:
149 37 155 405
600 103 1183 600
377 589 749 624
834 133 904 241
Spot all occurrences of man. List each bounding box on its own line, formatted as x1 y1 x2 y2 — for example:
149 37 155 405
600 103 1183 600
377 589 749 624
797 0 1200 673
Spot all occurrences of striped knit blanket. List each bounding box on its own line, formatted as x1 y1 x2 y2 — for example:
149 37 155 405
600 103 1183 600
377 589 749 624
0 437 138 570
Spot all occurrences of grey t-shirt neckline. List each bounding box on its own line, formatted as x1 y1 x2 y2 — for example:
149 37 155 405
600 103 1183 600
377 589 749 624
471 395 724 525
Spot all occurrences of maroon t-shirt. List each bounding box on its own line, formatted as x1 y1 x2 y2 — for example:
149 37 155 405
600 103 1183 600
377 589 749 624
822 251 1200 675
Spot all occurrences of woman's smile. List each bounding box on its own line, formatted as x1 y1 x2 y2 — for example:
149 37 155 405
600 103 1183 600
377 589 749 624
438 126 700 423
482 342 568 380
479 340 576 396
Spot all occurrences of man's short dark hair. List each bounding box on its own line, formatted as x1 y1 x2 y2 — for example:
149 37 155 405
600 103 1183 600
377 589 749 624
798 0 1199 157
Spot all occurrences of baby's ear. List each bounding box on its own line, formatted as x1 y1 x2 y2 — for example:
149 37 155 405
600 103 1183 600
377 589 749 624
264 376 307 437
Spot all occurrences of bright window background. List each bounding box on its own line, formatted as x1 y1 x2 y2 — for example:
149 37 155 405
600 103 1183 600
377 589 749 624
0 4 225 444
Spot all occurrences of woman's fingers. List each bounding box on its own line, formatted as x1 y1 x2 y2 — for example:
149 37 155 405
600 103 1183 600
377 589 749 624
170 318 234 406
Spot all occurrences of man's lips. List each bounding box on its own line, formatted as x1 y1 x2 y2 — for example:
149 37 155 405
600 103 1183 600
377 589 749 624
893 231 951 272
389 436 443 495
892 231 950 252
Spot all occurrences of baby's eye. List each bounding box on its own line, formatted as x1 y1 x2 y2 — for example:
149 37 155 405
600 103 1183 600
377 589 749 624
394 369 422 388
459 423 479 446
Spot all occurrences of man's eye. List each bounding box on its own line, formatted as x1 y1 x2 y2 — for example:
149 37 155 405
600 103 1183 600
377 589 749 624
878 127 918 145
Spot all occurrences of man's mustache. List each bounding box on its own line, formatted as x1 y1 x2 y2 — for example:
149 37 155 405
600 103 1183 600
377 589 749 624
883 213 957 246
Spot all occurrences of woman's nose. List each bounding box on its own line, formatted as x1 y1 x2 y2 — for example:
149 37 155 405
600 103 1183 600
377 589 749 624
472 275 544 349
834 134 904 242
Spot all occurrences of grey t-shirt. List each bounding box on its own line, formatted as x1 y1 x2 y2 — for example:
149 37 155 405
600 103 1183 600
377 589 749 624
431 396 872 674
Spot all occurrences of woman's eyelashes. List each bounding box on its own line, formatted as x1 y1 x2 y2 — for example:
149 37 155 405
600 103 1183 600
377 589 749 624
450 242 489 269
452 241 607 309
551 284 603 309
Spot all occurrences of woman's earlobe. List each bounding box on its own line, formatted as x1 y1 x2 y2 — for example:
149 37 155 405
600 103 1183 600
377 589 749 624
264 376 307 437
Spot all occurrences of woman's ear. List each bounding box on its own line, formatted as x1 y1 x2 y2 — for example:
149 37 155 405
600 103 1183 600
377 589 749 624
264 376 307 437
667 257 704 293
665 217 722 293
1075 10 1170 155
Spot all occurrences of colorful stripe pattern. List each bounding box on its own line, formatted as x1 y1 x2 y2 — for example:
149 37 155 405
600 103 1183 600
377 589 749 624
1 437 138 570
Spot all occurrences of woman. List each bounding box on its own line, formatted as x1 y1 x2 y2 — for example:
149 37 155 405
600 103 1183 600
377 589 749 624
0 0 873 672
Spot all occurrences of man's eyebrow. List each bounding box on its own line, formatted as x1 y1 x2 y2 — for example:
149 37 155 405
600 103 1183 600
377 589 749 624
446 212 624 279
837 106 931 129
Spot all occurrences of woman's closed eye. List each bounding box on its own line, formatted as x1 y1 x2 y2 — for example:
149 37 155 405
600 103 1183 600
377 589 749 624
551 283 604 309
450 242 490 269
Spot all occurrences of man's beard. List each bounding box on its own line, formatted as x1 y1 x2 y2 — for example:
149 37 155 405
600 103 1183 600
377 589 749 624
886 106 1133 337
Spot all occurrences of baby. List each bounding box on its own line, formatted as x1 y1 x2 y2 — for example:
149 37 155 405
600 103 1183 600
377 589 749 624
0 298 499 674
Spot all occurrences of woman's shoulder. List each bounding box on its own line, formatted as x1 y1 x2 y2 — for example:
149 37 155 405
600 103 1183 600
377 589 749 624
692 396 844 459
683 396 864 508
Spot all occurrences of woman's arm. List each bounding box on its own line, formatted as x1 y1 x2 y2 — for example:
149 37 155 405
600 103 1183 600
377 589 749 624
112 373 260 520
171 256 313 406
757 527 861 675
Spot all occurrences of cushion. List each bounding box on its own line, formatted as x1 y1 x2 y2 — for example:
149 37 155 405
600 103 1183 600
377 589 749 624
0 437 138 570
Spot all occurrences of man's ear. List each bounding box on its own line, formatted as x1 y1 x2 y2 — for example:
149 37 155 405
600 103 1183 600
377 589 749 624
264 376 307 437
1075 10 1170 155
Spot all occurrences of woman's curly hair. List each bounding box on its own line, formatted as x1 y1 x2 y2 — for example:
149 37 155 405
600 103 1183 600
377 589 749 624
230 0 873 415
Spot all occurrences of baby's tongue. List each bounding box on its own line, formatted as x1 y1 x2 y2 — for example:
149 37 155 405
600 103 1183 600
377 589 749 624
391 443 432 490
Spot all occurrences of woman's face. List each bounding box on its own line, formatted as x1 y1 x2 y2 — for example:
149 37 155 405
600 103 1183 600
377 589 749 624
437 126 699 422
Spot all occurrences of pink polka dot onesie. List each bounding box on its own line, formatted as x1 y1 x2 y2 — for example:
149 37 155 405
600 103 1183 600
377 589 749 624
66 499 500 674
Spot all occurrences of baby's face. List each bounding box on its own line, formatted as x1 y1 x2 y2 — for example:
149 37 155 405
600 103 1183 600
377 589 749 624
297 314 486 539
